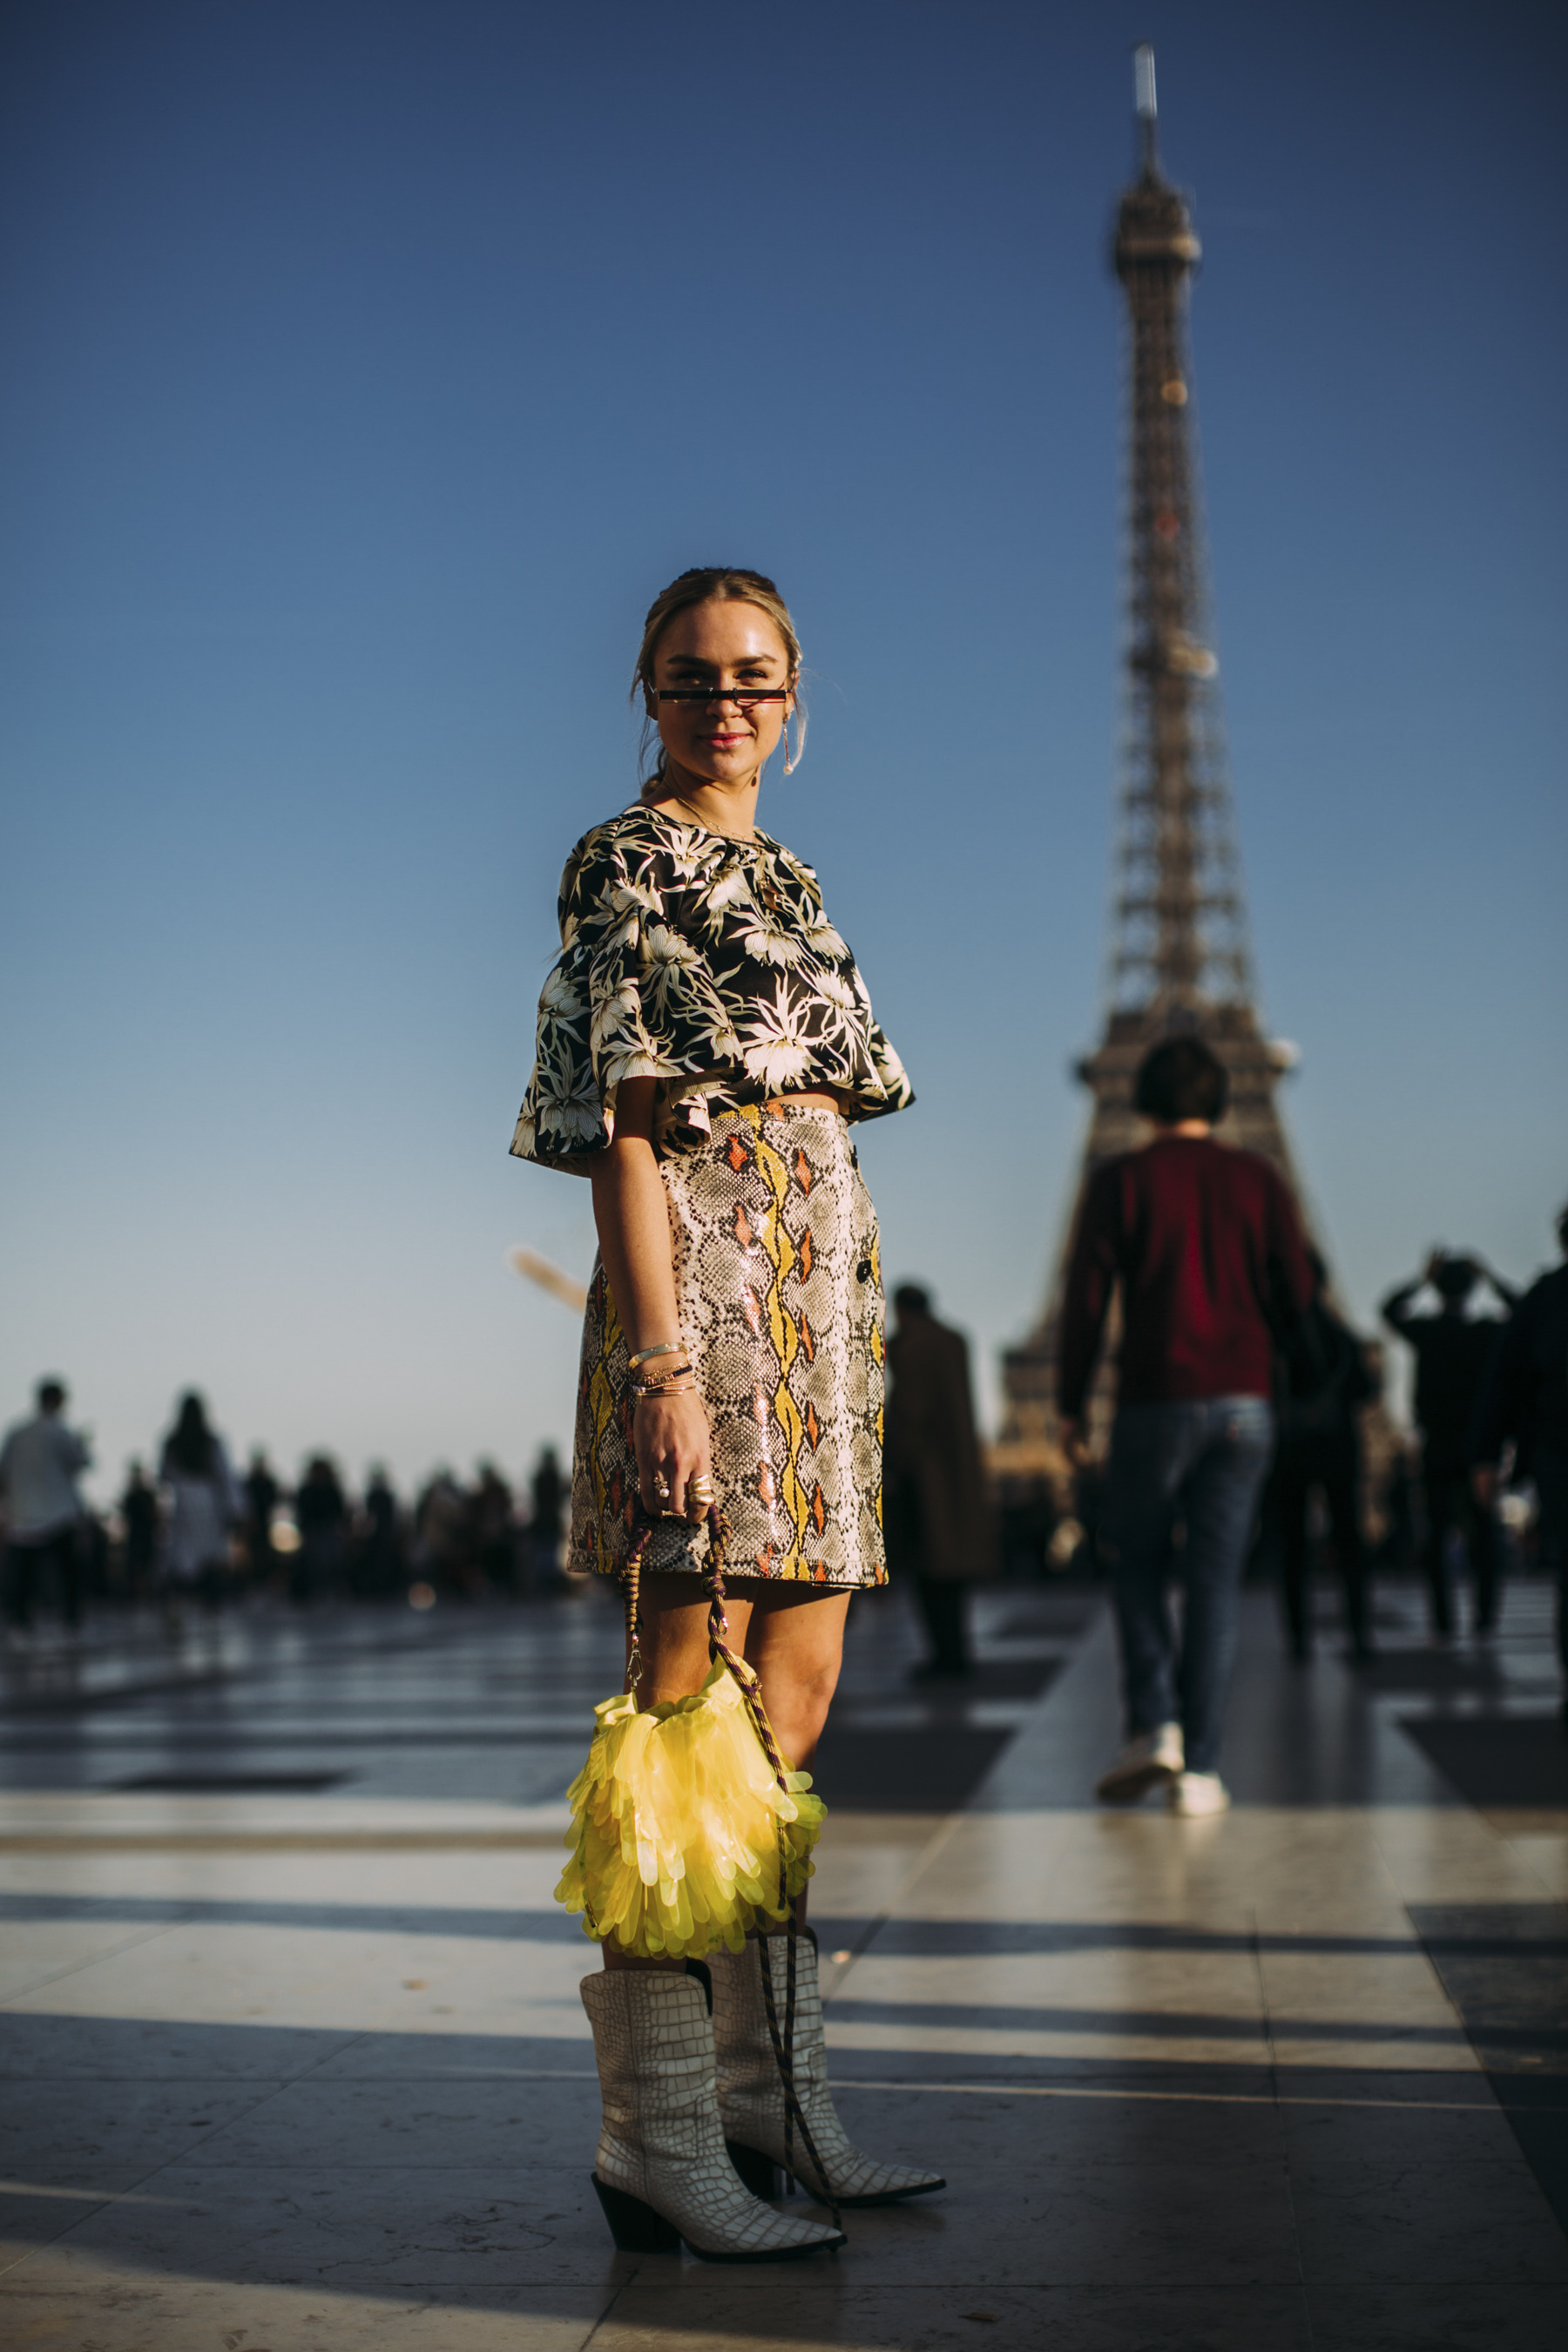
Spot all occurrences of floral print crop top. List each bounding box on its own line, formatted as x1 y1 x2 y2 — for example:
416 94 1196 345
511 805 913 1173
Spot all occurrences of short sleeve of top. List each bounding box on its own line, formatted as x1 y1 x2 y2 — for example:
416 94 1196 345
510 805 914 1174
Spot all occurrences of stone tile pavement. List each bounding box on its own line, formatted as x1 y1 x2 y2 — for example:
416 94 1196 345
0 1577 1564 2347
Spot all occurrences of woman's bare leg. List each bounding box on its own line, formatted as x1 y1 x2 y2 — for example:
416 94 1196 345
600 1578 851 1967
741 1586 851 1773
743 1587 850 1937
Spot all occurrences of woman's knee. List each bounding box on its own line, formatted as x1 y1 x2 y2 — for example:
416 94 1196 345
755 1644 843 1752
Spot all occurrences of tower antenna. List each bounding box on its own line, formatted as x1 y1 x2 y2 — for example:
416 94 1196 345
1132 43 1159 177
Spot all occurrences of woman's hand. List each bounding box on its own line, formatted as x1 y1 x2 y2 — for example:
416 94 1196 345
635 1387 713 1522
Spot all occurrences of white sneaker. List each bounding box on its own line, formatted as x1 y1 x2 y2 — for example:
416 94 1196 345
1096 1721 1184 1803
1167 1771 1230 1817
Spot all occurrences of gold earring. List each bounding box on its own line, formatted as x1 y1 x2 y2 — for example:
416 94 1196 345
781 708 794 775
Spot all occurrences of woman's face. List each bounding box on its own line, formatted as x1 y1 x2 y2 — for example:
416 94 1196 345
648 600 794 790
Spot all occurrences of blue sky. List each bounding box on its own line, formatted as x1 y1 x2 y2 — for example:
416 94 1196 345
3 0 1564 1501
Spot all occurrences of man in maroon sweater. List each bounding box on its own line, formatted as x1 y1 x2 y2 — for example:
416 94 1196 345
1058 1037 1315 1815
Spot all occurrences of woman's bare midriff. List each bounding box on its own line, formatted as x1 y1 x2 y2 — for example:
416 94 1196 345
762 1090 849 1117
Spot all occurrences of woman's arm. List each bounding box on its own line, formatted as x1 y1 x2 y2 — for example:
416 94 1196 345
588 1076 712 1521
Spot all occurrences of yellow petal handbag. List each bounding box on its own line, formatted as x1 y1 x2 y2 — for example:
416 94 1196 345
555 1507 827 1962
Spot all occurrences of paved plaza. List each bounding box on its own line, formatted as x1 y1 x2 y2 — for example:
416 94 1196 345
1 1573 1565 2349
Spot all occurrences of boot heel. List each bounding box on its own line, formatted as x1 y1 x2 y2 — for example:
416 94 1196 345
726 2139 782 2200
591 2173 681 2252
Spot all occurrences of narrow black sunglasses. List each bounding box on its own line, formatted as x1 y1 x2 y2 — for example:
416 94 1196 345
654 687 790 708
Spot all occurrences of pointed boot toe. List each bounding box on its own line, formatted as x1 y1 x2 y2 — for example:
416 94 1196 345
709 1932 945 2208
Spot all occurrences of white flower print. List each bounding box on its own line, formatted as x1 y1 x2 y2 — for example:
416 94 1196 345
802 909 849 962
739 981 816 1093
535 1061 605 1145
589 979 643 1061
601 1037 680 1093
608 878 663 919
736 910 806 969
640 922 704 1011
538 964 586 1024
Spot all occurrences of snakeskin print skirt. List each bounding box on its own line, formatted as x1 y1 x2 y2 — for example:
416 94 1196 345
571 1104 887 1586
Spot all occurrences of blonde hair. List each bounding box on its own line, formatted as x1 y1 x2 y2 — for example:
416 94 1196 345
632 567 804 782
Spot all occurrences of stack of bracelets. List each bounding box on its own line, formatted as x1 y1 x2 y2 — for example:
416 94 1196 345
627 1339 697 1402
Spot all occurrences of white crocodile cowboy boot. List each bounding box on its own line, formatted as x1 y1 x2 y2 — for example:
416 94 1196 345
579 1964 845 2261
709 1931 946 2207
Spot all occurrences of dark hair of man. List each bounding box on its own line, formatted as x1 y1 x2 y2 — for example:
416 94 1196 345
1433 1256 1479 1305
1133 1037 1229 1125
37 1379 65 1413
894 1283 931 1317
166 1392 216 1477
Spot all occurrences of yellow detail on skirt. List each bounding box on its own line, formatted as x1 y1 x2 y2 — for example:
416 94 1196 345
571 1105 887 1585
555 1655 826 1957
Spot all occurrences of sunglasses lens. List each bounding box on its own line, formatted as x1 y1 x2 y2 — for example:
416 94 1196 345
658 690 787 706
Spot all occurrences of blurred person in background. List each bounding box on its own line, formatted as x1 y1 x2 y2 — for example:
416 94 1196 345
473 1463 518 1592
1273 1252 1377 1663
885 1283 993 1678
527 1445 565 1590
1382 1250 1517 1639
416 1469 474 1593
293 1456 348 1604
1361 1343 1417 1573
158 1393 242 1622
1058 1037 1315 1818
118 1461 159 1603
243 1450 281 1586
0 1378 91 1644
1471 1201 1568 1703
358 1465 404 1598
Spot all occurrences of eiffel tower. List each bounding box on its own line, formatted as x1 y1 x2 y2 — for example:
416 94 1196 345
997 47 1309 1484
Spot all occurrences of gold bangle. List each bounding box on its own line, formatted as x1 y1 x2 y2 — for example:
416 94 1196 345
629 1340 685 1370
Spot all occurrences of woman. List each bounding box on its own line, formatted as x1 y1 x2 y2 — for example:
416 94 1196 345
513 567 943 2261
157 1393 240 1619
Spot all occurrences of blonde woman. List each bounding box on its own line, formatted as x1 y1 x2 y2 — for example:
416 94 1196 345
513 567 943 2260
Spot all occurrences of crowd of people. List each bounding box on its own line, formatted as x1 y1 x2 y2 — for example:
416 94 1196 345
0 1382 571 1643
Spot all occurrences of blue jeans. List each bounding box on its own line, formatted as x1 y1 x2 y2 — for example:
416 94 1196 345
1104 1396 1275 1774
